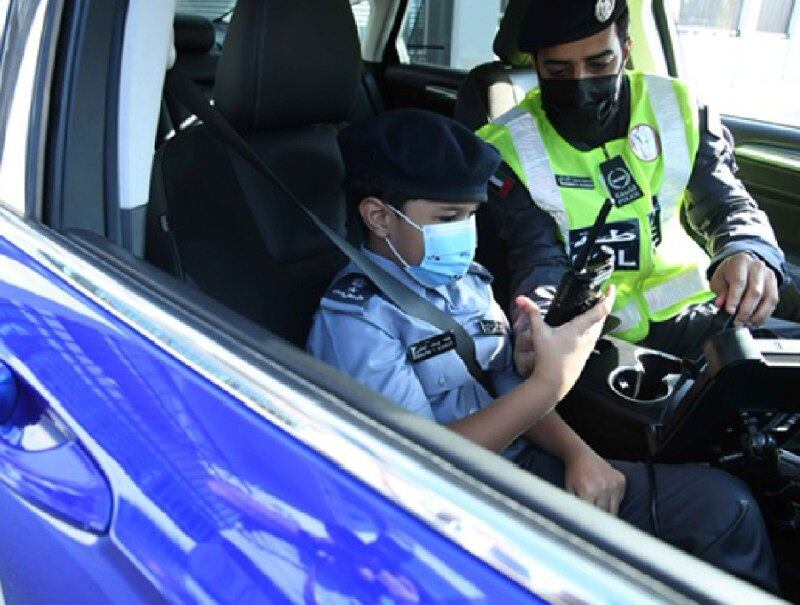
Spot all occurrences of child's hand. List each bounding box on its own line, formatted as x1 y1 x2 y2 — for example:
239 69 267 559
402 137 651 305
512 311 536 378
515 285 616 402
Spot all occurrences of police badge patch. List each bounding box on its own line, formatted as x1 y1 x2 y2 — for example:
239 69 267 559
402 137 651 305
325 274 377 307
595 0 615 23
629 124 661 162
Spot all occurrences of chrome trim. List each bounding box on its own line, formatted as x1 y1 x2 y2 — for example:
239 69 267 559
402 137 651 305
0 207 705 604
424 84 458 101
607 350 683 405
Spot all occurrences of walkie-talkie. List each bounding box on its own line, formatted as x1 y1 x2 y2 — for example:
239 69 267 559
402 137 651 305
545 199 616 327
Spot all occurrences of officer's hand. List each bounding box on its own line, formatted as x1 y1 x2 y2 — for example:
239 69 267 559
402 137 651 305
564 446 627 516
709 252 779 327
514 285 616 402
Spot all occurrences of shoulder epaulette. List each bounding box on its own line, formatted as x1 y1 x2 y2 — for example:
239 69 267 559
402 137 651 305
322 273 378 309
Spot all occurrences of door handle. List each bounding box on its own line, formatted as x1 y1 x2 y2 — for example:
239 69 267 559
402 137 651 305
0 362 112 533
424 85 458 102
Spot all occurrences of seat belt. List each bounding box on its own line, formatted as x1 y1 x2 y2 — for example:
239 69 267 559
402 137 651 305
164 69 496 396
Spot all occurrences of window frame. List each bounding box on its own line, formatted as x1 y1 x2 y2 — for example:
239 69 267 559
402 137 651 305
0 0 63 218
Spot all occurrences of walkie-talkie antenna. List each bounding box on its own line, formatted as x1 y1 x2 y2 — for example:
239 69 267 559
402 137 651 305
573 198 614 272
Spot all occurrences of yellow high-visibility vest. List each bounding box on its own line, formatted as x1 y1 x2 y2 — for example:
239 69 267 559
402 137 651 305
479 70 714 342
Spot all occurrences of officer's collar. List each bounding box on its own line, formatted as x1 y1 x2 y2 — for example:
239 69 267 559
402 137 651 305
359 245 455 303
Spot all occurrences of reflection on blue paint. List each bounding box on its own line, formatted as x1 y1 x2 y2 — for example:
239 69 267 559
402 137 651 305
0 238 544 603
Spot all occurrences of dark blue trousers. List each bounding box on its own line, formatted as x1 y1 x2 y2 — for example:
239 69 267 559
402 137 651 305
516 447 780 594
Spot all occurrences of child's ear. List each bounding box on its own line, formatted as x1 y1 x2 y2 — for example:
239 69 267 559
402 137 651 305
359 197 392 238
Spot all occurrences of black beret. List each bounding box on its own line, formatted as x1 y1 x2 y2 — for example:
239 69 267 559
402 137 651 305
338 108 501 204
518 0 627 53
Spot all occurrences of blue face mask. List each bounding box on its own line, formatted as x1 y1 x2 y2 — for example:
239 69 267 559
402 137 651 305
385 206 477 288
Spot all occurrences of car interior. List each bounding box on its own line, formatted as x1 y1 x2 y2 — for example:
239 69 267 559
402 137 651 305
37 0 800 598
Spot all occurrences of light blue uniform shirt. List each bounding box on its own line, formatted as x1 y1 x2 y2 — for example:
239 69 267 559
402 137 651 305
307 247 528 460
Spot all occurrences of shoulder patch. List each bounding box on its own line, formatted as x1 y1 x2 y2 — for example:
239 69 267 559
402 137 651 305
323 274 378 308
468 262 494 283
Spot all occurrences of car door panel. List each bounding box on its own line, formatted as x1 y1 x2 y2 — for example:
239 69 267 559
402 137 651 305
724 116 800 276
0 225 541 603
383 64 464 116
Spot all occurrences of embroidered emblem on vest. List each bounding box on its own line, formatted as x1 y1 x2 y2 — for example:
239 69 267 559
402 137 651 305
569 219 641 271
629 123 661 162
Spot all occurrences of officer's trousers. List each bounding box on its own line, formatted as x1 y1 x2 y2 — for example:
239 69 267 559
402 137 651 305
640 301 800 357
515 446 780 594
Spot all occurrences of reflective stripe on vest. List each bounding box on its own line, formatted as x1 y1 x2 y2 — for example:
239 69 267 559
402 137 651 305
500 77 692 238
494 75 704 338
644 74 693 224
614 300 643 333
644 266 708 313
496 107 572 242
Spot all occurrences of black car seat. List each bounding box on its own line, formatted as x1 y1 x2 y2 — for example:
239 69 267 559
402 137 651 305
146 0 361 347
161 14 220 137
347 62 386 125
454 0 537 131
173 13 218 92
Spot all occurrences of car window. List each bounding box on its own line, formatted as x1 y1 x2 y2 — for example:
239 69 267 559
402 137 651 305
667 0 800 128
0 0 48 214
397 0 511 70
175 0 236 20
351 0 372 44
0 1 8 35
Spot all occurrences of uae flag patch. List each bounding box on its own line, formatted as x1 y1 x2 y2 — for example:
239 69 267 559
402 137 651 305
489 168 515 199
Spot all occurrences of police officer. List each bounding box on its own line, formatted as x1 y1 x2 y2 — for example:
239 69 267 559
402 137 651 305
307 108 778 592
478 0 800 355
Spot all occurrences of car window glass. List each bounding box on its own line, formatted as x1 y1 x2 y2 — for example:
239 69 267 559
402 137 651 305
175 0 236 20
0 1 8 35
0 0 47 214
397 0 510 70
351 0 371 44
667 0 800 128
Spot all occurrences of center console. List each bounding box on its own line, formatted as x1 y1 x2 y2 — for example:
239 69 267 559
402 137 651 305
559 328 800 530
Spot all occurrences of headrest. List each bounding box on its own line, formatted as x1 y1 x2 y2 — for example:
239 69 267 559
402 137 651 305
493 0 533 67
174 14 215 54
214 0 361 134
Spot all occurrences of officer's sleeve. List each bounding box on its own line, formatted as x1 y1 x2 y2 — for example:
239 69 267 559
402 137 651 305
487 162 569 312
307 310 437 421
684 105 787 283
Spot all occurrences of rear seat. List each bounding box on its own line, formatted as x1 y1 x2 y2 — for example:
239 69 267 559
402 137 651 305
347 61 385 125
173 14 219 92
163 11 384 140
162 13 220 136
147 0 361 347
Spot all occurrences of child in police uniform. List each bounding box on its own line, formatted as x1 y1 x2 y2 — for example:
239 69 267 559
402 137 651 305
307 109 778 591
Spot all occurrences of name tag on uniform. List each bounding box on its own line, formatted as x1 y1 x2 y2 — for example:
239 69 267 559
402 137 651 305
408 332 456 363
478 320 507 336
600 155 644 207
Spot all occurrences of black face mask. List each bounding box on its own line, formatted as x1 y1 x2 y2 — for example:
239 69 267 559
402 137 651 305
540 71 624 145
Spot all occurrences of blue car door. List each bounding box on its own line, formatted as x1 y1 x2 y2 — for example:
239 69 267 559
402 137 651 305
0 1 553 602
